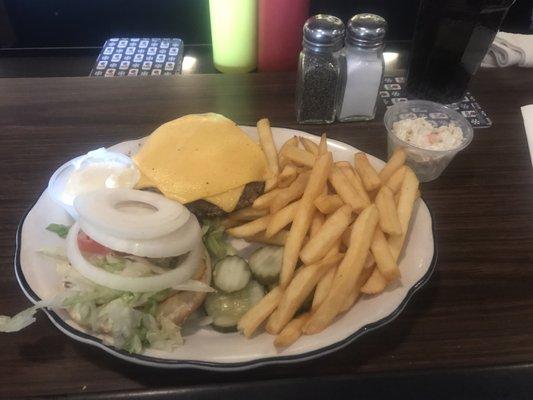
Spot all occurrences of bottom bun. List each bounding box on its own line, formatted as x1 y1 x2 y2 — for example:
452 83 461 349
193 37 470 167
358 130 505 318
156 255 212 325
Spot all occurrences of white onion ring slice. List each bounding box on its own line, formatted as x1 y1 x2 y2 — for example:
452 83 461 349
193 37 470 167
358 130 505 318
67 222 202 292
74 189 189 240
79 214 201 258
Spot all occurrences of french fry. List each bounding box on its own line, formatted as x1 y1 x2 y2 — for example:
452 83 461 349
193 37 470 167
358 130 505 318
396 188 420 205
253 188 282 210
314 194 344 214
258 119 279 192
340 285 358 313
280 153 333 288
326 238 342 257
339 165 372 206
388 168 420 260
247 230 289 246
228 206 268 221
385 165 407 194
265 177 278 192
360 268 388 294
361 170 419 295
300 204 353 265
354 153 382 191
304 205 379 334
266 309 280 334
299 137 319 156
265 200 301 238
278 164 299 188
271 253 343 334
318 133 328 155
335 161 352 169
270 171 310 213
370 228 400 281
339 261 375 313
281 136 299 151
238 286 283 338
341 225 352 248
328 166 366 213
312 266 336 311
284 146 316 168
278 136 299 170
226 215 271 238
274 312 311 348
379 148 406 183
363 252 375 269
310 212 325 237
375 186 402 235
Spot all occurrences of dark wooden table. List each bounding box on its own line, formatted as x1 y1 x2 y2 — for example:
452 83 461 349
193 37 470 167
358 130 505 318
0 69 532 399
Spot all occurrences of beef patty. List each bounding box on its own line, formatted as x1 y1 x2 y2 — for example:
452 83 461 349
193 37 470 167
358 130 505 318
186 181 265 218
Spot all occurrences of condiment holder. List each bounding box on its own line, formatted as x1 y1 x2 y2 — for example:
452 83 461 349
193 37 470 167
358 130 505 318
295 13 387 124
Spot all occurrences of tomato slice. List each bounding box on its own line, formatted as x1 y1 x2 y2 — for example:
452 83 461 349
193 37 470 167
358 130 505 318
77 232 111 255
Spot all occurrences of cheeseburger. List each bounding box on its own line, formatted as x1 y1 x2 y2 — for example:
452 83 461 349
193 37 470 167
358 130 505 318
134 113 270 217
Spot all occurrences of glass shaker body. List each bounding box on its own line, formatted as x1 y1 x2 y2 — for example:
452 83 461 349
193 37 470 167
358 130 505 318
337 45 384 122
296 47 342 124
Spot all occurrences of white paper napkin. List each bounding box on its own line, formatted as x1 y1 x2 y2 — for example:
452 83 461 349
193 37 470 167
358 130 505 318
521 104 533 167
482 32 533 68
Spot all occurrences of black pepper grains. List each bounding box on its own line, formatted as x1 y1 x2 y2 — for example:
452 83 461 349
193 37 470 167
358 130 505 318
296 15 345 124
298 55 339 123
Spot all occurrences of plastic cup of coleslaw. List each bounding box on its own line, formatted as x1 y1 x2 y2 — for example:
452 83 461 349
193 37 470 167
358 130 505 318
384 100 473 182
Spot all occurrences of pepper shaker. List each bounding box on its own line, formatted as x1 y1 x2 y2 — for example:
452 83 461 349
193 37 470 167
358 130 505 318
337 14 387 122
296 15 345 124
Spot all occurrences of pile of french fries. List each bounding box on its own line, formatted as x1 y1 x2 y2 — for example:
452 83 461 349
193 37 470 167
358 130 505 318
226 118 420 349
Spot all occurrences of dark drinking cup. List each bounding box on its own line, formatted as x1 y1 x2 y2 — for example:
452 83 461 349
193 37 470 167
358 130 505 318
406 0 516 103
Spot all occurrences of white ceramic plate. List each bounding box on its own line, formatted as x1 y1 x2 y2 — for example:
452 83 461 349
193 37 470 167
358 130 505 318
15 126 436 370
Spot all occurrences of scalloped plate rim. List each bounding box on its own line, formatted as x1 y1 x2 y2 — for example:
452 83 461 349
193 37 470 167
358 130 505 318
14 126 437 370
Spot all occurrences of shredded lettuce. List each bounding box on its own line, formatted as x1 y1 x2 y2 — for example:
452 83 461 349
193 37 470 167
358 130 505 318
146 316 183 351
4 229 214 353
37 246 68 261
100 254 126 273
86 253 173 277
0 297 63 333
1 261 184 354
0 307 39 333
46 223 71 238
60 275 183 353
202 219 236 262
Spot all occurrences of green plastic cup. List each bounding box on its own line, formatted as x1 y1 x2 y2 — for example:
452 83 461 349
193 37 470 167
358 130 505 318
209 0 258 73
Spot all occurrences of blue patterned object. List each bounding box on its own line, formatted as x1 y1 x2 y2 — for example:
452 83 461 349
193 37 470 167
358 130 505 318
90 38 184 77
380 76 491 128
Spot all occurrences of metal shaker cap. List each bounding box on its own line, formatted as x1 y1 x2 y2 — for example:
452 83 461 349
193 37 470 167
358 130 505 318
303 14 345 52
347 14 387 48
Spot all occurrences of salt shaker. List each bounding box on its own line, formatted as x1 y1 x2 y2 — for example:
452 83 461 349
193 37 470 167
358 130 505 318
296 15 345 124
337 14 387 122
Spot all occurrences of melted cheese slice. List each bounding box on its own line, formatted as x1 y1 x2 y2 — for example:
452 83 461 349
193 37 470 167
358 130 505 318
133 114 269 206
135 171 157 189
136 171 244 212
204 185 244 212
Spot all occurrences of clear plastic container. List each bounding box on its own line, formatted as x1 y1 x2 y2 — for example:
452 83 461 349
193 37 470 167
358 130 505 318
48 148 139 219
384 100 473 182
